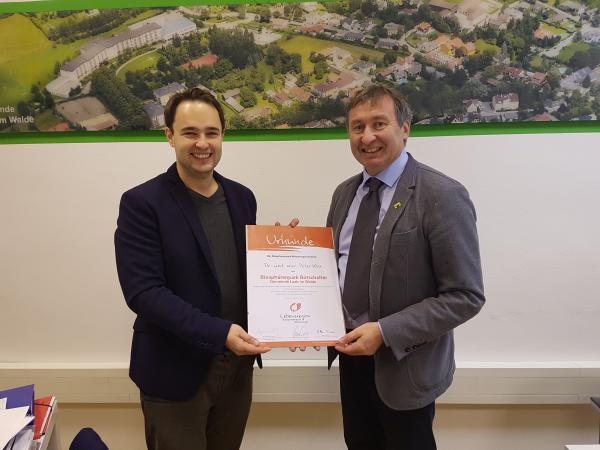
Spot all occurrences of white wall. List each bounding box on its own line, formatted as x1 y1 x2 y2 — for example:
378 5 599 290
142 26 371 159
2 132 600 365
2 131 600 449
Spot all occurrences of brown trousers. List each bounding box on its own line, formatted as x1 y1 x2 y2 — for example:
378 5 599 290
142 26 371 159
140 353 254 450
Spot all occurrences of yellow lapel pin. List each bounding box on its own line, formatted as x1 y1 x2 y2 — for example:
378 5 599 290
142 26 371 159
393 202 402 209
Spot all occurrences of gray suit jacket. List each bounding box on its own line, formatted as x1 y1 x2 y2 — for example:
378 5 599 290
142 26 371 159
327 153 485 410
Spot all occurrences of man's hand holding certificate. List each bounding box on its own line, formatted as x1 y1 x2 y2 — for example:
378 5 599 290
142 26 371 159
246 225 345 347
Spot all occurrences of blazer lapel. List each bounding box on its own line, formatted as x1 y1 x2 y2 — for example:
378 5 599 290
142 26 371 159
166 164 219 282
377 154 417 237
328 175 361 370
333 175 362 260
370 154 417 320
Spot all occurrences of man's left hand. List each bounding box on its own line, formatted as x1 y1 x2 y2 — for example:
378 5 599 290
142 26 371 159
335 322 383 356
274 218 299 227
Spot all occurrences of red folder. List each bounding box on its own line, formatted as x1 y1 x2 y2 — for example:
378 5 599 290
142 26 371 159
33 395 55 440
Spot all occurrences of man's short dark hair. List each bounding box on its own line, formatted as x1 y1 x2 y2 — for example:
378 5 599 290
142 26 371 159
346 84 413 127
164 87 225 132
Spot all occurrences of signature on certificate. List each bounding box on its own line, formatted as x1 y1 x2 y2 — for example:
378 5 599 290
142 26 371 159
316 329 337 336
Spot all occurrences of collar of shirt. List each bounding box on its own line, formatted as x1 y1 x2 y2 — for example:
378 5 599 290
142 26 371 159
359 150 408 191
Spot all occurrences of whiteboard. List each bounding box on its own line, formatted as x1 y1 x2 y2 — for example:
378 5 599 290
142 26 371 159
1 132 599 364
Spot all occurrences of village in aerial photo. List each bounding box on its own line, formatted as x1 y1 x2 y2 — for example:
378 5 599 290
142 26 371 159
1 0 600 132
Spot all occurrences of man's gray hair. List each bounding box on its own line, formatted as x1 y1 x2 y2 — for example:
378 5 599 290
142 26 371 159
346 84 413 126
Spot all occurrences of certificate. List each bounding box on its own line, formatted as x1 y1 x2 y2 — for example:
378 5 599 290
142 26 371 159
246 225 345 347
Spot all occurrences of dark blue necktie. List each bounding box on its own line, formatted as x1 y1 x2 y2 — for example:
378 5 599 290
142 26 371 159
342 177 384 318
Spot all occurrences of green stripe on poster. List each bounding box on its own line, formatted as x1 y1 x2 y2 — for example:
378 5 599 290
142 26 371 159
1 121 599 145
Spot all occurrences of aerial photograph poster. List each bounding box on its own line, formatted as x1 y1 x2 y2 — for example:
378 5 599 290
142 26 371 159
1 0 600 133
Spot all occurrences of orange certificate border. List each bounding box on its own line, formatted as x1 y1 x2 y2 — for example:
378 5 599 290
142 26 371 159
246 224 344 347
260 340 337 348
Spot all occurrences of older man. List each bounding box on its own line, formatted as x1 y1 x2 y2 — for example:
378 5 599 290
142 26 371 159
327 84 485 450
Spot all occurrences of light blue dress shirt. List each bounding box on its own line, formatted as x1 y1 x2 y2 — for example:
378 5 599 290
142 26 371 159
338 150 409 332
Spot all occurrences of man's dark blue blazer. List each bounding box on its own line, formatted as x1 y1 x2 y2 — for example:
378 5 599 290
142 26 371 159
115 163 256 401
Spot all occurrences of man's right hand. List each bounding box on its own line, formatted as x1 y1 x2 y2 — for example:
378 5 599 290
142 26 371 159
225 324 270 356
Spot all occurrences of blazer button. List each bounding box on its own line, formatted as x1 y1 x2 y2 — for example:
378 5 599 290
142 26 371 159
404 347 411 353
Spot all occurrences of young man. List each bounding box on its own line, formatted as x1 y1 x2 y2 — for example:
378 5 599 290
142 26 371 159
327 84 485 450
115 88 268 450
